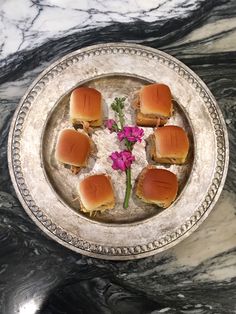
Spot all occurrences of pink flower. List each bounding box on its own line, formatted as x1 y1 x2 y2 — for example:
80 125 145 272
118 126 144 143
110 150 135 171
105 119 118 132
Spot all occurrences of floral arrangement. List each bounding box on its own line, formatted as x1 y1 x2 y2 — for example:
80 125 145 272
105 97 144 208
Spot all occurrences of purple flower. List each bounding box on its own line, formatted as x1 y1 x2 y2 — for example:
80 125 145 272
105 119 118 132
118 126 144 143
110 151 135 171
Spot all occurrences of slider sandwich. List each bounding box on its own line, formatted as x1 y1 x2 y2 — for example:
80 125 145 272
150 125 189 164
55 128 92 174
134 83 173 127
70 87 102 128
78 174 115 214
136 167 178 208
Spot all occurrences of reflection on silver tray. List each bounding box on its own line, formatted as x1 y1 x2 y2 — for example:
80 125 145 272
8 43 229 260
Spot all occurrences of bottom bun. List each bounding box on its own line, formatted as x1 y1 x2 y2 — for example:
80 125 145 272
136 111 168 127
71 117 102 128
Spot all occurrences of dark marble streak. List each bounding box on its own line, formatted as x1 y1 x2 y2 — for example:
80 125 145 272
0 101 17 195
0 0 236 313
41 279 160 314
179 53 236 193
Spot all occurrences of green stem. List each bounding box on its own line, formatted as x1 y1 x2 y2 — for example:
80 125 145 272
124 167 132 209
125 139 133 151
117 106 125 129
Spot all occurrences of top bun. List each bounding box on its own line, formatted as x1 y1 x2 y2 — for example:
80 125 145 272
151 125 189 164
70 87 102 126
140 83 172 117
78 174 115 213
55 128 91 167
136 167 178 208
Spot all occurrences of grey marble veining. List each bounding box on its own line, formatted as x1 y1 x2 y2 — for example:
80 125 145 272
0 0 236 313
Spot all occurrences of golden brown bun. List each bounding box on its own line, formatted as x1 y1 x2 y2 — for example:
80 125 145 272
136 167 178 208
78 174 115 213
140 84 172 117
151 126 189 164
70 87 102 126
136 111 168 127
55 129 91 167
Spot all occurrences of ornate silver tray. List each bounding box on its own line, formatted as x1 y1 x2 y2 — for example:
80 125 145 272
8 43 229 260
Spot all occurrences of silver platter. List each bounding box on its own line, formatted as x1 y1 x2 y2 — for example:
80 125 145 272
8 43 229 260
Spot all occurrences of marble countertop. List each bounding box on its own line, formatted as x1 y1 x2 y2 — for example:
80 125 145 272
0 1 236 313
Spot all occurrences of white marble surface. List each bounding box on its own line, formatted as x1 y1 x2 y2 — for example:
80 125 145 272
0 0 236 313
0 0 208 59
